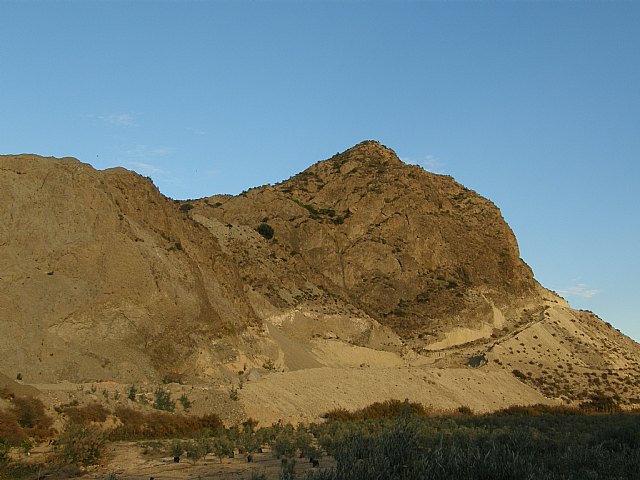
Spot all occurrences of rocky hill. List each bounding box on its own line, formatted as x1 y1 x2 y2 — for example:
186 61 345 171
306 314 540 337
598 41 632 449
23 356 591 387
1 142 639 419
0 154 258 384
196 141 537 341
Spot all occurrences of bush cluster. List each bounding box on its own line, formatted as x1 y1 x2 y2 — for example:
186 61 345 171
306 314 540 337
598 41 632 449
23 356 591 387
57 425 105 467
306 402 640 480
323 399 430 422
109 407 223 440
0 396 54 445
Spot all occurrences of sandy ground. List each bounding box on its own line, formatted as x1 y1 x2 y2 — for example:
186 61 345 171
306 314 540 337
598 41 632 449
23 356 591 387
239 365 554 425
19 442 333 480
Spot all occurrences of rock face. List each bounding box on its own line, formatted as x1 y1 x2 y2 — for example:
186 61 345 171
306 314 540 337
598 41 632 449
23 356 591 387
198 141 538 341
2 142 639 410
0 155 256 383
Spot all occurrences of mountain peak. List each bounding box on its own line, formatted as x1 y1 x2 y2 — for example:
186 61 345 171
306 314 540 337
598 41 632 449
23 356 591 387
333 140 402 167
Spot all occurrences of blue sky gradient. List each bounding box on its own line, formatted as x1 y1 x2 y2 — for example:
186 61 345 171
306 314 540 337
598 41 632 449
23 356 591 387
1 1 638 340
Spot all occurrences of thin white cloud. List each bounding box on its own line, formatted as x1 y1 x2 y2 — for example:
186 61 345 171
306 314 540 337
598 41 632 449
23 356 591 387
116 144 174 178
420 155 445 173
401 154 445 173
123 161 167 176
557 283 602 299
122 145 173 158
98 113 136 126
187 127 208 136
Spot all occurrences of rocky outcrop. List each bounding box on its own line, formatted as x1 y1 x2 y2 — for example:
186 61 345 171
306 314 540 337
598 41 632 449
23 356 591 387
194 141 539 341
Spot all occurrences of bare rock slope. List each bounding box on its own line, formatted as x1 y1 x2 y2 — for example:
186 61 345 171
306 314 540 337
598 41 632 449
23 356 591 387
1 142 639 415
0 155 257 383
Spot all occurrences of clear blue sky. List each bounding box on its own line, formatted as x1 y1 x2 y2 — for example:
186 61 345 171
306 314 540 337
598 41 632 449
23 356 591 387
1 1 638 340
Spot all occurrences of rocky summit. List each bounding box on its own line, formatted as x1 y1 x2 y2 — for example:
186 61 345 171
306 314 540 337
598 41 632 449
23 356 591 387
1 141 639 422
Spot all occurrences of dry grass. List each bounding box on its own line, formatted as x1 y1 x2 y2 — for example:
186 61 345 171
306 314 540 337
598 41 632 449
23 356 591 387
62 403 110 425
109 407 224 440
0 396 54 443
0 408 27 445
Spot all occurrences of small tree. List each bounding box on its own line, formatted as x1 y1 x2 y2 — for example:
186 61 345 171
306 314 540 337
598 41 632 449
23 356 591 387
179 393 192 411
294 426 313 457
212 436 234 463
272 431 295 459
127 384 137 402
185 437 210 462
239 431 260 456
153 388 176 412
169 440 185 458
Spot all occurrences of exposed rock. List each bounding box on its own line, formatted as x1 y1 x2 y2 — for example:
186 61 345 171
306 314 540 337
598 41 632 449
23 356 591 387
1 142 639 410
0 154 257 383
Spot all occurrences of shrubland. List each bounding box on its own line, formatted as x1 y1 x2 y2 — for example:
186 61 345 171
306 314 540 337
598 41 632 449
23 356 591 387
1 395 639 479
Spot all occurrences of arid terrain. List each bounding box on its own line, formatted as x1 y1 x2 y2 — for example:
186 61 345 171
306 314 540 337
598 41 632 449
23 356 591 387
1 141 639 478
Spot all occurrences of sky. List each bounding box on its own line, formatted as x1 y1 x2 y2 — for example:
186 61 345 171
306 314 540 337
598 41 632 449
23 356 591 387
1 1 639 340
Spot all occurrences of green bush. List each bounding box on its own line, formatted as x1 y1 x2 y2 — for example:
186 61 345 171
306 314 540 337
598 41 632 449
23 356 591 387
153 388 176 412
272 431 295 459
305 403 640 480
323 398 428 421
211 436 234 463
185 437 210 461
178 393 192 411
127 384 137 402
0 439 10 464
256 223 274 239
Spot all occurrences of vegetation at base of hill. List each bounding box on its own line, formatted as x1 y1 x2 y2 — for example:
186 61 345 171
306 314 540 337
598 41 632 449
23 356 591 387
307 398 640 479
108 407 224 440
2 395 640 479
0 391 54 445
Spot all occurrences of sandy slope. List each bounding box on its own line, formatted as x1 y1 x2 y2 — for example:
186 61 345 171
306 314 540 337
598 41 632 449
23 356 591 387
239 366 554 425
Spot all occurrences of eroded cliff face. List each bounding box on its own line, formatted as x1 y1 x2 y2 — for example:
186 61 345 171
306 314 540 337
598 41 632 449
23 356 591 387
194 141 540 341
0 154 257 383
